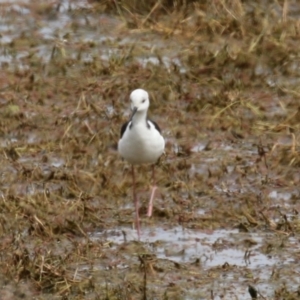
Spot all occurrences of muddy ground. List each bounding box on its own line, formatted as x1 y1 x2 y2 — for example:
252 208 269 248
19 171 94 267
0 0 300 299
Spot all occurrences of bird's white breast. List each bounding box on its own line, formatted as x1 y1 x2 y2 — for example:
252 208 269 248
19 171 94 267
118 121 165 165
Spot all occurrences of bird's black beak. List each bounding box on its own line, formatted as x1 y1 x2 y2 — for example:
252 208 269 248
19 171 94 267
130 107 138 120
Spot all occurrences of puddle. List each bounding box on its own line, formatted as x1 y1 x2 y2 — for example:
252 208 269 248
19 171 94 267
268 190 292 201
91 226 275 268
88 225 300 299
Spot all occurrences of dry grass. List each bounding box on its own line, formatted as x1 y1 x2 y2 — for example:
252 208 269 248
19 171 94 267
0 0 300 299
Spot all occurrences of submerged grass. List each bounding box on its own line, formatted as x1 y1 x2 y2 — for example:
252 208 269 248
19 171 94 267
0 0 300 299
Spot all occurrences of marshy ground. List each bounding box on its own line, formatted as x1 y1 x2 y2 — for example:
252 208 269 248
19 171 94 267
1 0 300 299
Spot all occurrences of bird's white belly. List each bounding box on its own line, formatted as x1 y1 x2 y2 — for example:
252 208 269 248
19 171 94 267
118 123 165 165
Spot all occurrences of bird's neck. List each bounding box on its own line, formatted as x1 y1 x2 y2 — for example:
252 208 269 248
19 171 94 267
131 110 147 125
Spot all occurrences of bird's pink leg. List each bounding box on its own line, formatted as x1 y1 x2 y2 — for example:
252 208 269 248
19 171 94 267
132 165 141 238
147 165 157 217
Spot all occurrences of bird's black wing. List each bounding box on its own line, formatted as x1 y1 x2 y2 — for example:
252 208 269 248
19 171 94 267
148 119 162 133
120 121 130 138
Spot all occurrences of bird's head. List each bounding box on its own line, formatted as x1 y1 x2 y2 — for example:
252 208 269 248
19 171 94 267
130 89 150 116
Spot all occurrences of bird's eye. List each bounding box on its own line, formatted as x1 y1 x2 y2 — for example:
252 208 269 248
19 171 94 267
142 99 146 103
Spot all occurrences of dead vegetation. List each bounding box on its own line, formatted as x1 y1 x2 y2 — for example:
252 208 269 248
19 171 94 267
0 0 300 299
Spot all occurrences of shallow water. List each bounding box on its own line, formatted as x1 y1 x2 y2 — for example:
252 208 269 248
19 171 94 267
91 226 275 268
89 225 300 299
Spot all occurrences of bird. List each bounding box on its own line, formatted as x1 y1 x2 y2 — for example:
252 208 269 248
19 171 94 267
118 89 165 238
